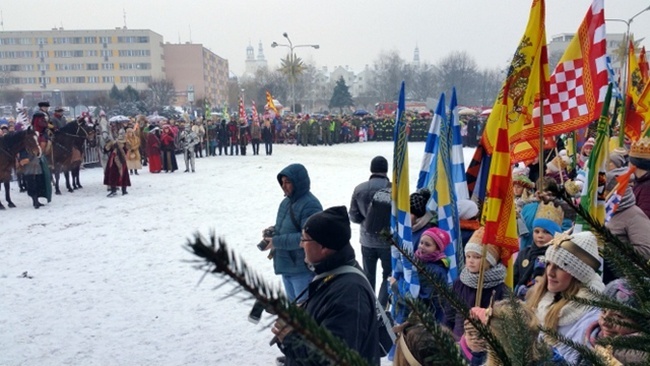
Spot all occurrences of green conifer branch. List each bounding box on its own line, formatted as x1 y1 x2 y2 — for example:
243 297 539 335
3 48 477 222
184 233 370 366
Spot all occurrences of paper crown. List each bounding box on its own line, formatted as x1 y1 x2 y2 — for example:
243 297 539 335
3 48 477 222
630 137 650 160
535 201 564 226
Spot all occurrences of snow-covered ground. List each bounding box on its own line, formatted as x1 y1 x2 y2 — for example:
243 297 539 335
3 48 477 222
1 141 475 365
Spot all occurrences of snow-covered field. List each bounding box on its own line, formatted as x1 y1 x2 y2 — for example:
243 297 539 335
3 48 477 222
1 141 474 365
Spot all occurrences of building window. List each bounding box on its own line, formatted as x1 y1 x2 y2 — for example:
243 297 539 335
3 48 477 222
86 50 98 57
102 63 114 70
36 50 48 58
101 50 112 57
99 36 112 44
84 36 97 44
87 63 99 70
88 76 99 83
102 76 115 83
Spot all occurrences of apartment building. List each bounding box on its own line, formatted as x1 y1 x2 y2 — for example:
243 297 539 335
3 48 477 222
0 28 165 103
163 43 229 108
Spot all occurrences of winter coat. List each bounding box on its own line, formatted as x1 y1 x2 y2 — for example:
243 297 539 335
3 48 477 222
125 133 142 170
281 244 379 366
534 289 600 364
227 122 239 144
514 243 548 292
444 270 508 339
273 164 323 275
606 201 650 261
217 122 229 144
348 174 391 248
418 260 448 322
262 124 273 143
633 171 650 220
250 123 262 140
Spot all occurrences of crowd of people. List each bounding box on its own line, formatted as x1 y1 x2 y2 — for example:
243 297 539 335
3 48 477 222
260 130 650 365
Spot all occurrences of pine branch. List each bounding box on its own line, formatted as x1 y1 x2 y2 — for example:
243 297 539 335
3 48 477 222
403 298 469 366
184 233 370 366
542 327 610 366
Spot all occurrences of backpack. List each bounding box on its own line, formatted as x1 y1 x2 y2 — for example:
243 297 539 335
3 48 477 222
363 187 392 235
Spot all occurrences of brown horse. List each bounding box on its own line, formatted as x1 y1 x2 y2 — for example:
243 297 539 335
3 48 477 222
0 128 39 209
49 118 96 195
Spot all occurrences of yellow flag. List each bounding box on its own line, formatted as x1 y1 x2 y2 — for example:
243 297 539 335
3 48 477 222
482 0 548 162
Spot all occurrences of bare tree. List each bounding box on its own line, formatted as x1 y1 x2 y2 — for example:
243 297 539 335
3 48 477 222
369 50 408 101
148 78 177 109
410 62 438 101
434 51 481 105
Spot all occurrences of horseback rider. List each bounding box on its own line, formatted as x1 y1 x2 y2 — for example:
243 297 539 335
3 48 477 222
32 110 51 153
51 107 67 131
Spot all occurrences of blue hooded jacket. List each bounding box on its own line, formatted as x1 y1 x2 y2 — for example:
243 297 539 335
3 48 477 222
273 164 323 275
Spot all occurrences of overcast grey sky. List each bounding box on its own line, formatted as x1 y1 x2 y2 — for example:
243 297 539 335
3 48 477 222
2 0 649 76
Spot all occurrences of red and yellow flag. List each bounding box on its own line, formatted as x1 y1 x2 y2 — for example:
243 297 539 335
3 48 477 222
265 91 280 117
482 0 548 165
624 40 646 142
481 0 547 260
640 46 649 82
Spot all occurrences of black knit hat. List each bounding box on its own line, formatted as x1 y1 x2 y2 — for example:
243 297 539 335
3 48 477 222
303 206 351 251
370 156 388 173
410 189 431 218
38 101 50 108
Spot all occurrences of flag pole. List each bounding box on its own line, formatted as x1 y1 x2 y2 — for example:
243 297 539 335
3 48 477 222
475 244 489 307
538 63 546 184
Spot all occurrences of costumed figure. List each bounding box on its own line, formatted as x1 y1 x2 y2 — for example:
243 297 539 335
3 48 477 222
146 126 162 173
97 111 112 170
103 129 131 197
180 122 198 172
160 125 178 173
125 127 142 175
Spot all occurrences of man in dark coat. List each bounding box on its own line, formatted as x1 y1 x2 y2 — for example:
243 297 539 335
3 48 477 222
348 156 392 307
272 206 380 366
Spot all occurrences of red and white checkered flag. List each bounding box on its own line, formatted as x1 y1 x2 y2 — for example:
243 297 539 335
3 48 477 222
526 0 608 140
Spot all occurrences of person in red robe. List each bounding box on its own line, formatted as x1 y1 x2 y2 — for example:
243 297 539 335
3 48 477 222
160 125 178 173
103 130 131 197
146 126 162 173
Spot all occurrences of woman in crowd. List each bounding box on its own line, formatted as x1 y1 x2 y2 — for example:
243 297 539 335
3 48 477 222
525 231 604 364
160 125 178 173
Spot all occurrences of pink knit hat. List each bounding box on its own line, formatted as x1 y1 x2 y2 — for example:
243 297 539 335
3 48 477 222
421 227 451 252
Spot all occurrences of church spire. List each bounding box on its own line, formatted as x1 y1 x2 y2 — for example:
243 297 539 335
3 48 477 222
257 40 265 61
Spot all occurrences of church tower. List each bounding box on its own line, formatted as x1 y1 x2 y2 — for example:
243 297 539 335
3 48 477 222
413 44 420 67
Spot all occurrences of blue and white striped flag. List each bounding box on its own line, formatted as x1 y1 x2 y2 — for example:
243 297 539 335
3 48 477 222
605 55 623 100
425 91 461 283
391 81 419 299
416 96 443 190
449 88 469 201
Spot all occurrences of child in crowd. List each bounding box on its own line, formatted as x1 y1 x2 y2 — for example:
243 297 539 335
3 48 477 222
583 279 647 364
514 201 564 299
415 227 451 322
526 231 605 364
444 227 507 339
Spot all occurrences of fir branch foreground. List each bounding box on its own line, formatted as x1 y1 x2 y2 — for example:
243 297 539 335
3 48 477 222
184 233 370 366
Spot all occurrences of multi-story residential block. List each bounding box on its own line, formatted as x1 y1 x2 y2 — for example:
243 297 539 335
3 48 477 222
0 28 165 103
163 43 229 109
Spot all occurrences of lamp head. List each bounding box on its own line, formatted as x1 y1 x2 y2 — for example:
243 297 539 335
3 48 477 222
282 32 288 38
271 42 278 48
313 45 320 49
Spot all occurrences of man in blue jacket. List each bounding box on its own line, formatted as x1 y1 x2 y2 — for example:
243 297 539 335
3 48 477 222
264 163 322 302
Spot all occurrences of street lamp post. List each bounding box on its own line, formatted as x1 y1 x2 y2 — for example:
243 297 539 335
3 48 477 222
606 5 650 146
606 5 650 99
271 32 319 114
